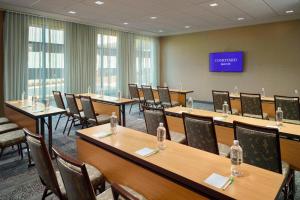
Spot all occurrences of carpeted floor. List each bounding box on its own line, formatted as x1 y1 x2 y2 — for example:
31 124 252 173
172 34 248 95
0 102 299 200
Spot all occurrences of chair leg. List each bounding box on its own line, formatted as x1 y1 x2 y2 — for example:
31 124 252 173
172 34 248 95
55 114 62 130
129 103 133 114
67 118 75 136
0 147 4 158
25 141 33 167
63 116 70 134
20 144 24 159
42 188 48 200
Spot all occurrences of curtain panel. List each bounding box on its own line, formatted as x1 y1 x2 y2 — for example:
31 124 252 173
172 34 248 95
4 11 160 100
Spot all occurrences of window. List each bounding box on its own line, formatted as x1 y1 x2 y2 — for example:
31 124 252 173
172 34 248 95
96 34 119 95
28 25 64 100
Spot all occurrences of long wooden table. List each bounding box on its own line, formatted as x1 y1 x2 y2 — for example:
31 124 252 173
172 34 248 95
230 94 277 118
75 93 135 127
138 87 194 106
5 100 65 157
76 124 284 200
165 106 300 170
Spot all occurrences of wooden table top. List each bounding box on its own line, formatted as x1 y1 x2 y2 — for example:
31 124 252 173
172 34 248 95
138 87 194 94
77 124 284 200
76 93 135 105
165 106 300 139
6 100 66 118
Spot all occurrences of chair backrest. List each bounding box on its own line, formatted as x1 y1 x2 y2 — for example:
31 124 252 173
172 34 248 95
157 86 171 105
212 90 232 114
274 95 300 121
141 85 154 101
182 113 219 154
128 84 140 100
233 121 282 174
53 91 65 109
24 129 63 198
240 93 263 119
143 106 171 140
53 147 96 200
65 93 80 115
80 95 97 122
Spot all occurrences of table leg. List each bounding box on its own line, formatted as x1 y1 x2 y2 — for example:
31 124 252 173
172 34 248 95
40 118 45 137
121 104 126 127
35 119 40 134
48 116 53 158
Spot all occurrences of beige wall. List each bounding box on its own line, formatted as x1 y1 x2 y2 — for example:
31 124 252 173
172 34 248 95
160 20 300 102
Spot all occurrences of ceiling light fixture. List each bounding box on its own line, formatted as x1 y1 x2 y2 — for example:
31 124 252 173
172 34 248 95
237 17 245 21
95 1 104 5
286 10 294 14
68 11 76 14
123 22 128 25
150 16 157 19
209 3 218 7
185 26 191 29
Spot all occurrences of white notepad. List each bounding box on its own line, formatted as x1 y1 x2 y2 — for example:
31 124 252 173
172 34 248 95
135 147 158 157
204 173 229 189
213 117 226 121
92 130 112 138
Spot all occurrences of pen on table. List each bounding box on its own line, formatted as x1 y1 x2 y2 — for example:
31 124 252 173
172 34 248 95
222 176 234 191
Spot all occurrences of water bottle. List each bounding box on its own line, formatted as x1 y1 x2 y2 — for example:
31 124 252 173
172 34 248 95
163 82 167 87
261 88 265 97
88 86 91 94
234 86 239 95
157 123 166 150
110 112 118 134
222 101 229 117
99 88 104 98
276 107 283 126
117 90 121 99
187 97 193 113
295 89 299 97
44 98 50 111
21 90 25 102
230 140 243 177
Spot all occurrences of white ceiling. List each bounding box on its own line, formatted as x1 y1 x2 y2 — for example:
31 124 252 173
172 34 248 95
0 0 300 36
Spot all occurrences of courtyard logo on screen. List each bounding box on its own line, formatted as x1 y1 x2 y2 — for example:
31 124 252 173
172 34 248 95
209 51 243 72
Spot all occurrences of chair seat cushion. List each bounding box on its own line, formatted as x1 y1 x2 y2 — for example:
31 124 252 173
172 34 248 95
146 99 160 104
96 186 147 200
218 143 231 157
0 123 19 134
0 130 25 148
74 111 85 119
282 161 290 177
0 117 9 125
56 163 104 196
170 131 186 144
243 113 269 120
161 101 180 108
88 115 111 125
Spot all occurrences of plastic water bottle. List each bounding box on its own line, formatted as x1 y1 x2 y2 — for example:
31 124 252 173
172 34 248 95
117 90 121 99
261 88 266 97
234 86 239 95
230 140 243 177
44 98 50 111
222 101 229 117
88 86 91 94
187 97 193 113
276 107 283 126
99 88 104 98
110 112 118 134
21 91 25 103
295 89 299 97
157 123 166 150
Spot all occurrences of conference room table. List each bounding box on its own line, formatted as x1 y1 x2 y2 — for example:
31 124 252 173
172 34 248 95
138 87 194 106
4 100 65 157
76 124 284 200
165 106 300 170
229 93 277 118
75 93 135 127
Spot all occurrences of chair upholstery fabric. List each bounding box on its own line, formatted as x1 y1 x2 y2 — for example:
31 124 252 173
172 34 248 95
0 117 9 125
80 97 96 121
96 186 147 200
142 86 157 105
0 123 19 134
157 87 174 107
235 125 282 173
65 94 81 115
128 84 140 99
275 96 300 121
240 93 265 119
53 91 65 109
212 91 233 114
184 117 219 154
0 130 26 148
144 110 164 136
88 115 111 125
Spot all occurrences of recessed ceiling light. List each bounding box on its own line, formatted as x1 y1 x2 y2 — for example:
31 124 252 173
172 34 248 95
286 10 294 14
68 11 76 14
150 16 157 19
237 17 245 21
159 30 164 33
209 3 218 7
123 22 128 25
185 26 191 29
95 1 104 5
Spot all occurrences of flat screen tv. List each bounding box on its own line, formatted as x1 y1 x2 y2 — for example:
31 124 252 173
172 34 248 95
209 51 243 72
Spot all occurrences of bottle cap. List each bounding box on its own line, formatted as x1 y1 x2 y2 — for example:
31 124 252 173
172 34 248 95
159 122 164 127
233 140 239 145
112 112 116 116
277 107 282 111
224 101 227 104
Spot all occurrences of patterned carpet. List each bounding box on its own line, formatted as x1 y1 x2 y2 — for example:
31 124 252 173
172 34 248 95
0 103 299 200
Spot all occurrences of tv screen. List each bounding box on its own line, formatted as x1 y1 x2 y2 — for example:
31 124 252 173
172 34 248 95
209 51 243 72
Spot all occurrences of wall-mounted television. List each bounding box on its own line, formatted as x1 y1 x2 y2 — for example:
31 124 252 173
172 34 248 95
209 51 243 72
